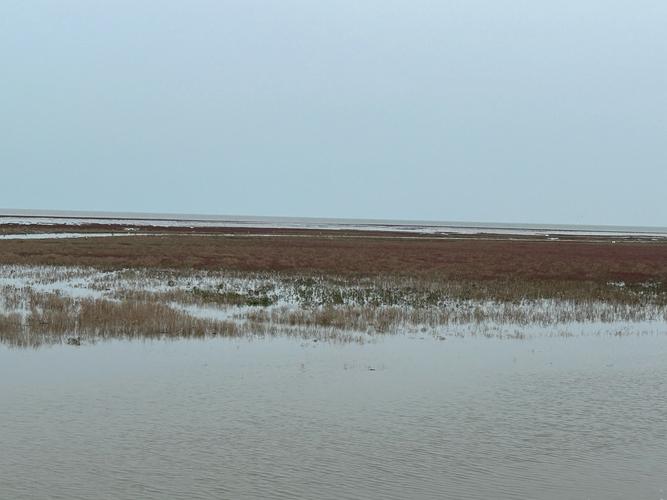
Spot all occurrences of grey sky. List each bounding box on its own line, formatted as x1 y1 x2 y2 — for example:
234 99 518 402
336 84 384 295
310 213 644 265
1 1 665 225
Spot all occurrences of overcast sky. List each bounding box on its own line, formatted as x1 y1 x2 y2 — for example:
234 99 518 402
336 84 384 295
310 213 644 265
1 1 665 226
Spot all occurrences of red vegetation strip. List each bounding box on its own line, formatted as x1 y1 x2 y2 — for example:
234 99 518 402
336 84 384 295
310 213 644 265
1 233 666 284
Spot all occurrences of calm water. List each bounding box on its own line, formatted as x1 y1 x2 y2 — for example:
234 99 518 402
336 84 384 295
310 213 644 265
1 334 666 500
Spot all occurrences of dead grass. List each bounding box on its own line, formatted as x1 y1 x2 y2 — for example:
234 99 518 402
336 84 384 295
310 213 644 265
245 298 665 334
0 313 23 344
20 292 238 338
0 288 366 347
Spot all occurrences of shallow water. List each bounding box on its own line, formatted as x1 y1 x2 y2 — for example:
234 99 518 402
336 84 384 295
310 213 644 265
1 334 666 500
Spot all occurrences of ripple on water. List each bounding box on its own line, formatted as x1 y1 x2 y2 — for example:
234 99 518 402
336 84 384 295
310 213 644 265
0 334 666 499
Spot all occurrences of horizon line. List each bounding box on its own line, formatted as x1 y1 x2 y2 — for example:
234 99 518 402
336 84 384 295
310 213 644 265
1 207 666 233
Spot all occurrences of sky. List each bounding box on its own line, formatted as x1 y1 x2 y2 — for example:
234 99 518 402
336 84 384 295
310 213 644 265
1 1 665 226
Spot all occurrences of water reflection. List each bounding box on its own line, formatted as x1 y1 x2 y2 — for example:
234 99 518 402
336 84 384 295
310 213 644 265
1 335 666 499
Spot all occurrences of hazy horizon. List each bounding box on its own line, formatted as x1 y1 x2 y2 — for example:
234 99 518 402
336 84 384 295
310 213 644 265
2 1 665 226
3 207 667 232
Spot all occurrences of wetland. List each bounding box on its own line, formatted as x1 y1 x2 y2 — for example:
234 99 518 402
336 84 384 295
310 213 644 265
1 229 667 499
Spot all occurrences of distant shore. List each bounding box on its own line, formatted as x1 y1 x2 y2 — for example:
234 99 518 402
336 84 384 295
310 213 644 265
2 209 667 239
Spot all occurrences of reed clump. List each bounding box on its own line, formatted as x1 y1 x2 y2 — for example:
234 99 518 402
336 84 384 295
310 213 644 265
0 313 22 338
76 299 240 338
2 263 667 347
3 291 243 344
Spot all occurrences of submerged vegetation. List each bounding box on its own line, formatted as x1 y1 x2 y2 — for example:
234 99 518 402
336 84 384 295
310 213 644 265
1 263 667 347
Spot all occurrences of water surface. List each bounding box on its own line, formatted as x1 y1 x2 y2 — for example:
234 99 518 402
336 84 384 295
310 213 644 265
1 334 666 499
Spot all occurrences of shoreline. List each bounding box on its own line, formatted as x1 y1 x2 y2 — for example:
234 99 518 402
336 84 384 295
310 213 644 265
2 211 667 239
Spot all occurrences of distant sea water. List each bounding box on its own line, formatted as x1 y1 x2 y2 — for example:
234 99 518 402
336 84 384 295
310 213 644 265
1 208 666 237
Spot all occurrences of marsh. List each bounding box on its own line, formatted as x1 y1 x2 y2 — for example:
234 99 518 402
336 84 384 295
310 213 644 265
1 232 666 499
